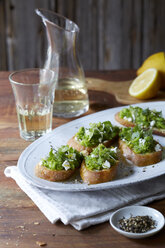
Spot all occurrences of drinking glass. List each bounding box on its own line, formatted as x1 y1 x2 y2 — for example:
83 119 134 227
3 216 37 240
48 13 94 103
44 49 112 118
9 68 57 141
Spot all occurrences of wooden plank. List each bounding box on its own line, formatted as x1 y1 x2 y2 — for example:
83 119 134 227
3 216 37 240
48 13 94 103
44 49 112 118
75 0 98 70
4 0 53 70
86 77 165 105
131 0 143 68
55 0 98 70
99 0 142 70
56 0 76 20
2 0 165 70
0 0 7 69
120 0 133 69
97 0 104 70
98 0 124 70
142 0 155 60
154 0 165 54
142 0 165 61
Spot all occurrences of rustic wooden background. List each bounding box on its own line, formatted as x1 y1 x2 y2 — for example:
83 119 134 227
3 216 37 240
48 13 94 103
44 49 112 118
0 0 165 71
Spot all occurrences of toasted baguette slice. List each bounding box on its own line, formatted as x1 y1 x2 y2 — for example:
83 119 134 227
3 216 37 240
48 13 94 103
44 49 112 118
67 136 117 155
115 112 165 136
119 139 162 167
35 163 76 182
80 160 118 184
115 112 135 127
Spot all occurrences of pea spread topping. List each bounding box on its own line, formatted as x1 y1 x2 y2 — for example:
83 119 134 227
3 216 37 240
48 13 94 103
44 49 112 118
119 106 165 129
75 121 119 147
41 145 83 171
85 144 118 171
119 126 160 154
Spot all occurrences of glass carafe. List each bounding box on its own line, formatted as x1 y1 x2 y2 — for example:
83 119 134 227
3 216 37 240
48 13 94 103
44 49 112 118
36 9 89 118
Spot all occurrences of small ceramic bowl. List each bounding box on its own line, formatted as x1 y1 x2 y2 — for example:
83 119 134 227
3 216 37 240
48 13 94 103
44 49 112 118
110 206 165 239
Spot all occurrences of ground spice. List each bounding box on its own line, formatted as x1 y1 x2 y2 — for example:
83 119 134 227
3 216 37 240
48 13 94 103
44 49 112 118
118 215 156 233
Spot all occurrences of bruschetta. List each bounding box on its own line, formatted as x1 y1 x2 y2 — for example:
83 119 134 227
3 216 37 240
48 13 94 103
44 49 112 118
35 145 83 181
35 162 76 181
115 106 165 136
80 144 119 184
119 126 163 166
67 121 119 155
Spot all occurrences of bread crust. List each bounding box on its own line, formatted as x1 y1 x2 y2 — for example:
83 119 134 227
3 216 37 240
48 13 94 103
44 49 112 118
80 160 118 184
119 139 162 167
67 136 93 154
115 112 135 127
67 136 117 155
35 163 75 182
152 127 165 136
115 112 165 137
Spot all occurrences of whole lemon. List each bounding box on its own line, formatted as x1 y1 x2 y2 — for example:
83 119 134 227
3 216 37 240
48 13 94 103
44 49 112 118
137 52 165 90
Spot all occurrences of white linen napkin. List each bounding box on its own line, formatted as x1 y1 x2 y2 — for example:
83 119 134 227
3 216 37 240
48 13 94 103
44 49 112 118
4 166 165 230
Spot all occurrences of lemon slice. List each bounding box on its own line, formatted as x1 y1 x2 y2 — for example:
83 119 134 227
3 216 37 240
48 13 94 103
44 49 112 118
129 68 160 99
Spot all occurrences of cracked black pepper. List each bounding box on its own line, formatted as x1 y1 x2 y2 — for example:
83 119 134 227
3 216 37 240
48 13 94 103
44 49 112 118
118 215 156 233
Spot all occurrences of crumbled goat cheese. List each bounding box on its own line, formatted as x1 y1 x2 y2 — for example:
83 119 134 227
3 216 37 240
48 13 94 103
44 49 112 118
109 126 113 132
123 116 132 122
139 123 144 127
91 154 98 158
102 160 111 169
103 140 108 144
110 147 117 153
139 138 146 146
155 144 162 152
100 131 104 138
128 117 132 122
39 161 42 166
85 129 90 136
70 153 76 159
150 120 155 127
131 112 135 121
62 160 71 170
81 150 88 156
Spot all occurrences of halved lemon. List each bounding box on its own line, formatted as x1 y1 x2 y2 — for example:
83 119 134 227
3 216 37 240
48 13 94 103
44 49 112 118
129 68 160 99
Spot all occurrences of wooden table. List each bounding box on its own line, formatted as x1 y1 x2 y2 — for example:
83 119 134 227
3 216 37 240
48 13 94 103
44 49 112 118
1 70 165 248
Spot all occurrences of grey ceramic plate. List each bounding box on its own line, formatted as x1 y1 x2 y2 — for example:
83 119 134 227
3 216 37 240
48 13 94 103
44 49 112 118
17 101 165 191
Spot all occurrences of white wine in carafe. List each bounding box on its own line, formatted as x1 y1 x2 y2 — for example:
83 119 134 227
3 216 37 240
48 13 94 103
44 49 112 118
53 78 89 118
